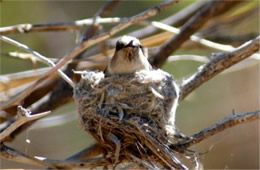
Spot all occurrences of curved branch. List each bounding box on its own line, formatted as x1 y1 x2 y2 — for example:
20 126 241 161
179 36 260 101
171 110 260 149
0 143 108 169
152 0 242 68
0 106 51 141
0 35 74 87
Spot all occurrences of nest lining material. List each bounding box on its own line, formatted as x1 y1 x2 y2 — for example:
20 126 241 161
73 69 188 168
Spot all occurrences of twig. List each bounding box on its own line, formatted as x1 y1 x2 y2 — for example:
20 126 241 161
199 5 259 38
146 21 260 61
148 21 255 53
80 0 122 42
0 106 51 141
152 0 241 68
167 55 209 63
0 143 108 168
167 54 259 75
95 0 121 18
0 143 51 167
0 0 179 111
6 52 58 63
83 0 121 60
179 36 260 101
0 35 74 88
128 0 207 40
204 33 259 46
172 110 260 149
0 17 127 35
0 68 50 92
65 143 103 161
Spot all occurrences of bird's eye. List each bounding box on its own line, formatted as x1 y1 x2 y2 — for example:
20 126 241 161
116 42 125 51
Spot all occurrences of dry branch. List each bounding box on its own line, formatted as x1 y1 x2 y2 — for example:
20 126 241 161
152 0 241 67
1 110 258 168
0 35 74 87
0 143 109 169
0 18 126 35
0 0 179 111
126 0 207 40
0 106 50 141
172 110 260 149
179 36 260 101
0 1 122 35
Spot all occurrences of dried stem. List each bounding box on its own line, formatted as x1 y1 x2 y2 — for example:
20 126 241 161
179 36 260 101
0 106 51 141
172 110 260 149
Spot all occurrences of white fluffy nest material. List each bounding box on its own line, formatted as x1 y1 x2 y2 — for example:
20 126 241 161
74 69 188 169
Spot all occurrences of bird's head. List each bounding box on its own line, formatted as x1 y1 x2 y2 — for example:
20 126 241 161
115 35 147 62
107 35 151 76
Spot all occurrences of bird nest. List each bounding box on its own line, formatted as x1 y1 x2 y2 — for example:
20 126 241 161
74 69 191 169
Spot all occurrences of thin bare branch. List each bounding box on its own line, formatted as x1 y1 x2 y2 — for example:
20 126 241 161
179 36 260 101
204 33 259 46
96 0 122 17
146 21 260 62
128 0 207 40
0 68 49 93
0 106 51 141
0 35 74 88
65 143 103 161
0 143 51 167
0 143 109 168
0 17 127 35
167 55 209 63
167 55 259 75
80 0 122 42
0 1 122 36
148 21 256 53
0 0 179 111
199 5 259 38
152 0 241 68
172 110 260 149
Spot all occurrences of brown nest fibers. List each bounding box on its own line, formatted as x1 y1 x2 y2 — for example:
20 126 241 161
74 69 195 169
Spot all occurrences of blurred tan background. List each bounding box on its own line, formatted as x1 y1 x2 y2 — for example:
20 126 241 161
1 0 259 169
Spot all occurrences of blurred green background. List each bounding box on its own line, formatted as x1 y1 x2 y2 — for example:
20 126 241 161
1 0 259 169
